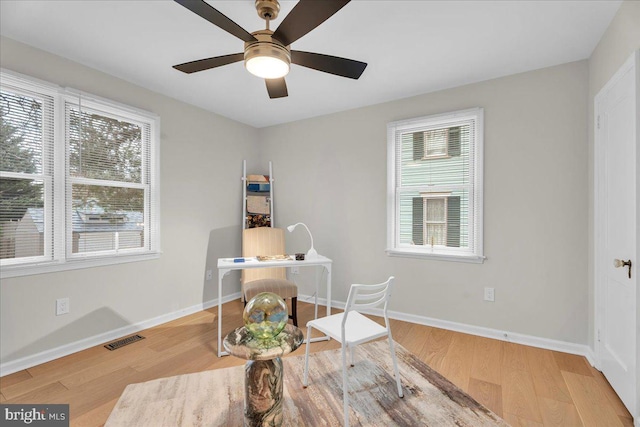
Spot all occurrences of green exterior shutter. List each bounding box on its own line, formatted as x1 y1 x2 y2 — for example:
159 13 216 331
448 127 461 157
413 132 424 160
412 197 424 245
446 196 460 247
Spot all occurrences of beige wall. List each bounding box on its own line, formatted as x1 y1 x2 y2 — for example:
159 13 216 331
260 60 590 344
2 1 638 370
0 37 258 363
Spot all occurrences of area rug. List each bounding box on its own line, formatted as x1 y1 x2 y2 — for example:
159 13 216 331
105 340 508 426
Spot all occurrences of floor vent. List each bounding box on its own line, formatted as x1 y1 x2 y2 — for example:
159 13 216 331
104 334 145 351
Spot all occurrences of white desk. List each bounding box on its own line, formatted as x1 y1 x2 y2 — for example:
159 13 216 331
217 255 332 357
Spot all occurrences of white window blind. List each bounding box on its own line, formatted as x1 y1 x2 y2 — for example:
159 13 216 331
387 108 484 262
0 69 160 277
0 77 56 265
64 95 157 257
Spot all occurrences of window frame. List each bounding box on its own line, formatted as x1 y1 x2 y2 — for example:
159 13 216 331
0 72 58 268
63 91 156 260
386 108 484 263
0 70 160 278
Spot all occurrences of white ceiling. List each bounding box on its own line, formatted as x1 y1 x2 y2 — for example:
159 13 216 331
0 0 621 128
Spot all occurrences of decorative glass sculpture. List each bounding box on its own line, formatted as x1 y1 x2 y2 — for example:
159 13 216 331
243 292 288 340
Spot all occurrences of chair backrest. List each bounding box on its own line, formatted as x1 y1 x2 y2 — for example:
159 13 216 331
343 276 395 327
242 227 287 284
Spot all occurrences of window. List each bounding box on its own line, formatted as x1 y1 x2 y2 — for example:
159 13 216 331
419 194 448 246
0 70 160 277
387 108 483 262
424 128 449 158
0 78 55 264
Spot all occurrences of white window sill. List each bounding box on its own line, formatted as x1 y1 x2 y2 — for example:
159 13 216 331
386 248 485 264
0 252 161 279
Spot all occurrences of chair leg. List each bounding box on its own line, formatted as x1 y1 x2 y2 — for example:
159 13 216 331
387 332 404 398
290 297 298 327
303 324 312 387
341 344 350 427
349 344 354 367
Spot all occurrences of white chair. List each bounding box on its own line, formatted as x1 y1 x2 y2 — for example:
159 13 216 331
303 276 403 426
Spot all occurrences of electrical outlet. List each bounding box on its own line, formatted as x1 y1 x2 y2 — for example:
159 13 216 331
484 287 495 302
205 270 213 281
290 266 299 275
56 297 70 315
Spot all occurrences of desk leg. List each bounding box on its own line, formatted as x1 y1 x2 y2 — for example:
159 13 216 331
216 268 236 356
325 264 332 317
314 267 319 320
306 264 332 345
245 358 283 426
218 273 223 357
217 269 231 357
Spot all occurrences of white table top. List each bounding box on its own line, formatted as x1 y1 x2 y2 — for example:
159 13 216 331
217 254 332 270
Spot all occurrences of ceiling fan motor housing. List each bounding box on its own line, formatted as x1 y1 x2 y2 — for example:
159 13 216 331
255 0 280 20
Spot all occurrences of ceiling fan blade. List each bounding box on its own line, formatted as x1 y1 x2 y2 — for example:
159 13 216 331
173 53 244 74
174 0 256 43
266 78 288 99
291 50 367 79
273 0 351 46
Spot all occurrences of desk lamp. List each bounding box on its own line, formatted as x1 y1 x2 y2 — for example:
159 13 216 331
287 223 317 259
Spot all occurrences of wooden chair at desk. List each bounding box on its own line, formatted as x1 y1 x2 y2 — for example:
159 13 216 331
242 227 298 326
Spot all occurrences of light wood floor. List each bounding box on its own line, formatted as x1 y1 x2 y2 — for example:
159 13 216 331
0 300 633 426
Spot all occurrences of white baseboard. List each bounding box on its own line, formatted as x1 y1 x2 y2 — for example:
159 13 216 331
0 292 241 377
584 347 599 369
1 291 598 377
299 293 595 362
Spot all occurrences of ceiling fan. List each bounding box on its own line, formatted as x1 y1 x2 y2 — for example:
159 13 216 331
172 0 367 99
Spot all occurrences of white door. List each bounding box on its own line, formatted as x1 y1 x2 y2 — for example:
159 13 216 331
595 50 638 419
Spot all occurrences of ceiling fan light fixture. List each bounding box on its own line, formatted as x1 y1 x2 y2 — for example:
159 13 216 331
244 43 291 79
245 53 290 79
244 30 291 79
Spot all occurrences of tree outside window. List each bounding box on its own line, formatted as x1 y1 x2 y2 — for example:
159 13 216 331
0 70 159 276
0 90 50 260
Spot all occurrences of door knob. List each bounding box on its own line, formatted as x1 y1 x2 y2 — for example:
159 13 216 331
614 259 632 279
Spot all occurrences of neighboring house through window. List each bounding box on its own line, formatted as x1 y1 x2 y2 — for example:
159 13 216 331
0 70 160 277
387 108 484 262
413 193 456 247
